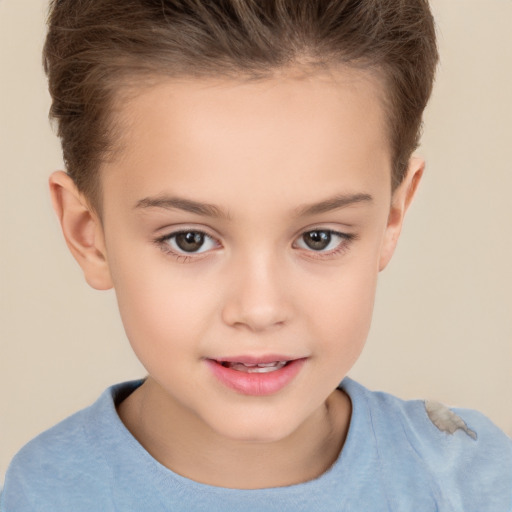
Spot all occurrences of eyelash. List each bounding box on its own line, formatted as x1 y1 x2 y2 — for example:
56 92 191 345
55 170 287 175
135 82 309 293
154 228 356 263
154 229 218 263
295 230 356 261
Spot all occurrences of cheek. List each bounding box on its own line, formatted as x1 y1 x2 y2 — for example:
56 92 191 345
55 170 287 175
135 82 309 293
323 280 376 340
108 247 217 359
303 256 379 359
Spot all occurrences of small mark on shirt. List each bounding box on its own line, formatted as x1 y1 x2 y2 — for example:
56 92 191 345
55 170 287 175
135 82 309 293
425 400 477 440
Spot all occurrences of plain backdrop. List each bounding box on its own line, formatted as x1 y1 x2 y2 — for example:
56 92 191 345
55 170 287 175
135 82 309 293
1 0 511 483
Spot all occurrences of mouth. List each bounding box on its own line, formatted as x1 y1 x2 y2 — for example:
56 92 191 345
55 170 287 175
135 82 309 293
206 356 307 396
218 360 289 373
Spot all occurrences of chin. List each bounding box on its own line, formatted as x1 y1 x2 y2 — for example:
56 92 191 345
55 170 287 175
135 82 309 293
208 410 303 444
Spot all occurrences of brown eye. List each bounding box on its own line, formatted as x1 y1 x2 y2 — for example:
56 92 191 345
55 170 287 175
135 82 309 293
302 230 332 251
157 229 219 258
174 231 206 252
294 229 352 254
168 231 215 253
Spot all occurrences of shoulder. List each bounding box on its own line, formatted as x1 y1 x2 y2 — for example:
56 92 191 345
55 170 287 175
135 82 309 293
342 378 512 510
0 380 142 512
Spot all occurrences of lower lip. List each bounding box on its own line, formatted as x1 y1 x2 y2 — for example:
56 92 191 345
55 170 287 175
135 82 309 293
206 358 307 396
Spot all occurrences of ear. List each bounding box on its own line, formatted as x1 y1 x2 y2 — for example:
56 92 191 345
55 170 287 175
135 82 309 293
379 157 424 271
49 171 113 290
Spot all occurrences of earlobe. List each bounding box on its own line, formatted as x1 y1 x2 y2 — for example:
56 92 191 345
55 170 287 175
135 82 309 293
49 171 113 290
379 157 424 271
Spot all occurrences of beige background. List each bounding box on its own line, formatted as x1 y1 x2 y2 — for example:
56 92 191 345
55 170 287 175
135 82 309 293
1 0 511 484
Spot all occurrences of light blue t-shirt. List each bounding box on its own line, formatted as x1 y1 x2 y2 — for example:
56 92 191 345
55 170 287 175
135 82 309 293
1 378 511 511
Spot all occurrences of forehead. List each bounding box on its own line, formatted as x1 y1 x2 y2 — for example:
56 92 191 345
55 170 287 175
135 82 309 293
103 67 392 213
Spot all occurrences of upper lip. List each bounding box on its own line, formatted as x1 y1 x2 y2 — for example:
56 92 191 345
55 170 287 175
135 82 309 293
209 355 305 364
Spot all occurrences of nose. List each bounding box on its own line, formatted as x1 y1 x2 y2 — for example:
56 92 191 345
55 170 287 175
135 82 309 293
221 253 292 332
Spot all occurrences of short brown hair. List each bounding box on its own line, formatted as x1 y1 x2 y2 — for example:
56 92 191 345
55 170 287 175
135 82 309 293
43 0 438 209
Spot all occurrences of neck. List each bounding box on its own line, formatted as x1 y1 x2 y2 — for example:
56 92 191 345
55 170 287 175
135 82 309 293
117 378 351 489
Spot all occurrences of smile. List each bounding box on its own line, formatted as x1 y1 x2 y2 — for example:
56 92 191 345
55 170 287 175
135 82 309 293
219 361 288 373
206 357 307 396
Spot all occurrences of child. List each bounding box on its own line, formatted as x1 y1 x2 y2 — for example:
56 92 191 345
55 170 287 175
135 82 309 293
1 0 511 510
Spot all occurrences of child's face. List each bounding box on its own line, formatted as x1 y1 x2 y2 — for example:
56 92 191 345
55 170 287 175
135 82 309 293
54 68 421 442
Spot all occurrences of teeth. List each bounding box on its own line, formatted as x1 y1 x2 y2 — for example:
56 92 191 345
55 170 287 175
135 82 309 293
222 361 288 373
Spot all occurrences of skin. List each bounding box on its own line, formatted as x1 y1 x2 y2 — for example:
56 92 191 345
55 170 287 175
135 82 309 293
50 67 423 489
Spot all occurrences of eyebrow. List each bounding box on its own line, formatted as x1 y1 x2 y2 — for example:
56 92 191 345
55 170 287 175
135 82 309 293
295 193 373 216
135 196 230 219
135 192 373 219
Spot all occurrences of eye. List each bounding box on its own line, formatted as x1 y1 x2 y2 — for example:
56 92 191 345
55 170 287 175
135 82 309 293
294 229 350 252
160 230 218 254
